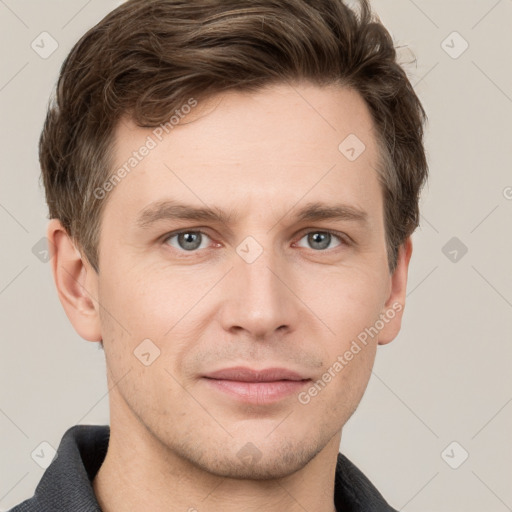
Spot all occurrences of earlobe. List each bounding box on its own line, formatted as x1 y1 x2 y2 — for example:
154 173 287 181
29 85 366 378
47 219 102 342
378 237 413 346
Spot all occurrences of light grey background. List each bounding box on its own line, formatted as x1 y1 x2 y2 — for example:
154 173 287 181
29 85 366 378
1 1 511 511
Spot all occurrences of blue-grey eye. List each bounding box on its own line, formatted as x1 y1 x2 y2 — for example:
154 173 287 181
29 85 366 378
165 231 211 251
297 231 342 251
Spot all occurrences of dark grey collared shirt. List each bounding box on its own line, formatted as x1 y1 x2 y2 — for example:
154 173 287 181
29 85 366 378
8 424 398 511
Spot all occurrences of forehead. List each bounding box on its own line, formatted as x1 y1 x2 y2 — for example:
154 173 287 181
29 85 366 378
106 83 382 228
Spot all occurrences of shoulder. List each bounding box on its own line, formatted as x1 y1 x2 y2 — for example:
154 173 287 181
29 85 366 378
6 424 109 512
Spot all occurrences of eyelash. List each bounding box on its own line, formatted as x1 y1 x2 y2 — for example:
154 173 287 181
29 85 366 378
161 228 351 256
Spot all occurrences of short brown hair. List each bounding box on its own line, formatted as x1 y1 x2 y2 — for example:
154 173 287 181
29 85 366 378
40 0 428 274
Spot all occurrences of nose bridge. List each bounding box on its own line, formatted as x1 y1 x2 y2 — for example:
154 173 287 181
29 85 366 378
241 245 282 303
221 237 297 337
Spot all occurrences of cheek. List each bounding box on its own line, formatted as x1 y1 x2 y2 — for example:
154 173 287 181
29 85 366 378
301 266 387 342
298 336 377 431
97 264 217 383
100 262 193 332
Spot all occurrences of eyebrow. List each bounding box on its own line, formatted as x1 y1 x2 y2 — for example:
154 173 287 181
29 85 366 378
135 199 369 230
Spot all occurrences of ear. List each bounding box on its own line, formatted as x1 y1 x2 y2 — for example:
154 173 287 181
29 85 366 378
378 236 413 346
47 219 102 342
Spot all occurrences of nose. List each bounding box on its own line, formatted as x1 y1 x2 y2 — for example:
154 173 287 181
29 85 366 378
219 245 300 340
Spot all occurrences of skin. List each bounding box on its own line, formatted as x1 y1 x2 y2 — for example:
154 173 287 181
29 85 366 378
48 82 412 512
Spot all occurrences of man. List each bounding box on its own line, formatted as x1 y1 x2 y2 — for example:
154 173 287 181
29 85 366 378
9 0 428 510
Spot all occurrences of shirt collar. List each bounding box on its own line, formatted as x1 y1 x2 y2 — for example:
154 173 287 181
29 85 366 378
11 424 397 512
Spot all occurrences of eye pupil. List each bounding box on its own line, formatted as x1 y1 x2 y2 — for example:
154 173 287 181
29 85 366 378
308 232 331 250
179 232 202 251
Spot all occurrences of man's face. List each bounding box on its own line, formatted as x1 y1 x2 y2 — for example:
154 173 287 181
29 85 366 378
89 83 404 478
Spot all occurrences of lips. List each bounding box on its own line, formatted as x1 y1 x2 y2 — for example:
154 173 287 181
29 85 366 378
201 366 312 404
203 366 309 382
